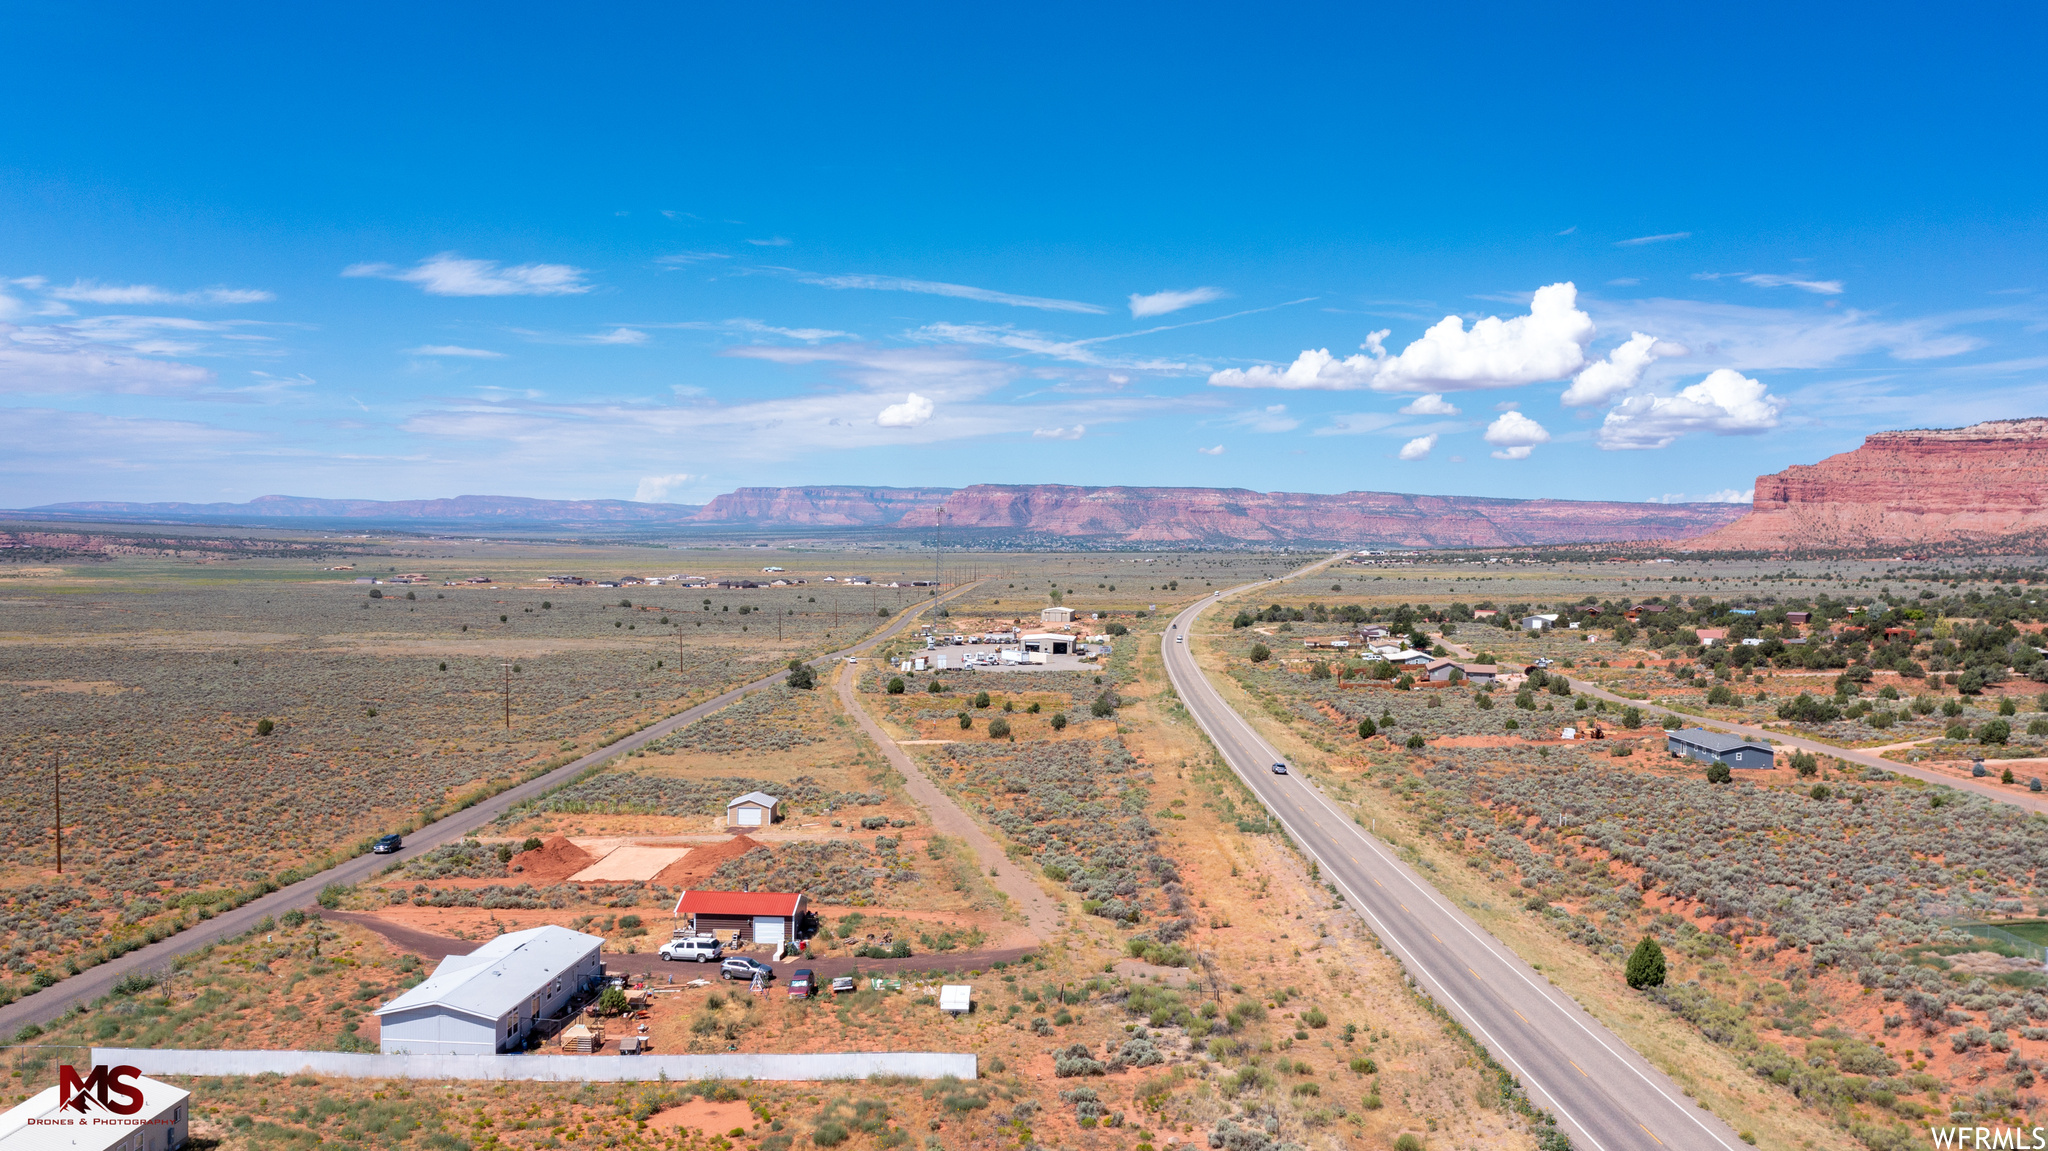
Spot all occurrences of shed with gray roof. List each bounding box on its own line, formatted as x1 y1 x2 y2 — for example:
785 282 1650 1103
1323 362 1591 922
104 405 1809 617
727 791 781 829
374 925 604 1055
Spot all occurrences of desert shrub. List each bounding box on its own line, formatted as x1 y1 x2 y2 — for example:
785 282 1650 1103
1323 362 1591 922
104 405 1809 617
786 661 816 690
1051 713 1068 731
403 840 506 880
650 690 822 755
711 841 889 903
988 717 1011 739
1249 644 1271 664
887 678 905 694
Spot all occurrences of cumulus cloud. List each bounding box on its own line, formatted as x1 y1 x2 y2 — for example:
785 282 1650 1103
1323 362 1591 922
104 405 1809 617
1398 393 1460 416
1398 434 1438 461
1033 425 1085 440
1483 411 1550 460
408 345 506 358
1560 332 1689 407
1197 444 1226 455
1128 287 1225 318
1207 283 1594 394
48 281 273 306
875 392 935 428
343 252 590 297
633 473 700 502
1596 369 1784 450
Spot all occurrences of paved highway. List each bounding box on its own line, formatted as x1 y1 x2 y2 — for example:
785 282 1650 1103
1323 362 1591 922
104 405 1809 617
0 584 973 1039
1165 571 1741 1151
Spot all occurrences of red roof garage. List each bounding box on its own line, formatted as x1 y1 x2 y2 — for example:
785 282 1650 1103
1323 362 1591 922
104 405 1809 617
672 890 808 946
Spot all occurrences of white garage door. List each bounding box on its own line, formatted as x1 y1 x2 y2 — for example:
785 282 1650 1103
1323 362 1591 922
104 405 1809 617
736 807 763 826
753 917 785 945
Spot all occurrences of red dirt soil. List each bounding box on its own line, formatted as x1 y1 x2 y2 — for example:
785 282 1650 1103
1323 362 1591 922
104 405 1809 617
509 836 598 883
650 835 765 887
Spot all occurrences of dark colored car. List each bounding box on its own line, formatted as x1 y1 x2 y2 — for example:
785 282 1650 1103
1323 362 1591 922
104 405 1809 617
1270 763 1288 775
372 834 403 854
787 969 815 998
722 957 775 982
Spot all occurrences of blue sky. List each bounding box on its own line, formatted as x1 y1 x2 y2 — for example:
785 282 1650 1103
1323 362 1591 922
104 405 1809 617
5 3 2046 508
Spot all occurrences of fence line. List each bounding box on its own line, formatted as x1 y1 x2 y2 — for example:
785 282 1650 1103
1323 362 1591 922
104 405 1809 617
94 1048 976 1082
1943 921 2048 964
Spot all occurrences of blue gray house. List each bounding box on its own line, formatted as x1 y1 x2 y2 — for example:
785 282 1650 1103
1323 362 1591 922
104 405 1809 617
1667 727 1775 770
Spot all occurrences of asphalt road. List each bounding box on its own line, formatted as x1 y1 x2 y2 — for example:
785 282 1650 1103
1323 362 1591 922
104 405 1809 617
0 584 973 1039
1165 568 1741 1151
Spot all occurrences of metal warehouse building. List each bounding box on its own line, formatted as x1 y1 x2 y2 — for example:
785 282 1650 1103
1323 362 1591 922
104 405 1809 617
1666 727 1775 770
374 925 604 1055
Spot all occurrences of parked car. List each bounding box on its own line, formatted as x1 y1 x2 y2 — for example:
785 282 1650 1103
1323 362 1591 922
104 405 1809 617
830 975 857 994
721 957 774 982
371 834 403 854
659 935 724 962
1270 762 1289 775
787 969 816 998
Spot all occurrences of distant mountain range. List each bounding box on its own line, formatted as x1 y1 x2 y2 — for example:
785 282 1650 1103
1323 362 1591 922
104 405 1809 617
19 485 1748 548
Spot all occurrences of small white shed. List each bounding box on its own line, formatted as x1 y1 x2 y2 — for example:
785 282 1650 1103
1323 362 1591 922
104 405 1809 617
1040 606 1075 624
939 984 973 1015
726 791 781 829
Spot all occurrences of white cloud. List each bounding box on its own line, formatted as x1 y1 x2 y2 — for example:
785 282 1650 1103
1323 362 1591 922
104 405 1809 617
408 345 506 358
47 281 274 306
1197 444 1226 455
1616 232 1691 246
1560 331 1688 406
1398 434 1438 461
1483 411 1550 460
780 269 1106 314
1398 393 1460 416
1697 272 1846 296
655 251 731 265
1033 425 1086 440
1647 489 1754 504
343 252 590 297
590 327 648 345
1207 283 1594 393
1128 287 1226 318
633 473 701 502
875 392 935 428
1308 412 1402 437
1224 404 1300 433
1597 368 1785 450
0 320 216 395
1592 297 1981 369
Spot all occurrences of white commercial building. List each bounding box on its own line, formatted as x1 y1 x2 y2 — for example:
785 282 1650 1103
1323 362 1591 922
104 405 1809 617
374 925 604 1055
1019 632 1074 655
0 1071 189 1151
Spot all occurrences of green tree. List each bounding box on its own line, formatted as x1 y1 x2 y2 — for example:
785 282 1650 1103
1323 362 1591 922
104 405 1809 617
1706 762 1733 784
988 717 1011 739
1051 712 1068 731
595 987 630 1016
1620 706 1643 729
958 712 972 730
887 677 906 694
1979 719 2012 745
786 660 816 690
1625 937 1667 989
255 718 274 737
1248 643 1271 663
1358 717 1377 740
1791 750 1819 777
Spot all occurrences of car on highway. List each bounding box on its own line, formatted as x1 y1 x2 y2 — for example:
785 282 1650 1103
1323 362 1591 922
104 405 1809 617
787 969 816 998
1270 762 1289 775
721 957 774 982
371 834 403 854
1176 635 1183 643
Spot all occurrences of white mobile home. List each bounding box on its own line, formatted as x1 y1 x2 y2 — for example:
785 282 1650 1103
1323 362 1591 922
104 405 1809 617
0 1073 189 1151
374 925 604 1055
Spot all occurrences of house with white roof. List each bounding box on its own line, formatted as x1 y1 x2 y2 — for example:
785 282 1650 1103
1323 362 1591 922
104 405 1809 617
0 1071 189 1151
374 925 604 1055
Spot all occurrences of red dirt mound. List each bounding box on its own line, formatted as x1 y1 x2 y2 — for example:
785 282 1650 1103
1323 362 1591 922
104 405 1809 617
650 835 767 888
508 836 598 884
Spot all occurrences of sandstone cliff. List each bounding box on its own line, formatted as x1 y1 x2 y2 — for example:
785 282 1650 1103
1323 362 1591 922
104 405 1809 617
1696 418 2048 552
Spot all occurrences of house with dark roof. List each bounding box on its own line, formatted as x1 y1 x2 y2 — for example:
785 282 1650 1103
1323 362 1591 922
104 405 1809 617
1666 727 1774 770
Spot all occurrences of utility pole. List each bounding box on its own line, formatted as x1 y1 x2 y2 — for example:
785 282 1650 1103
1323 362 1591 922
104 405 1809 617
52 751 61 875
935 508 943 589
502 662 511 730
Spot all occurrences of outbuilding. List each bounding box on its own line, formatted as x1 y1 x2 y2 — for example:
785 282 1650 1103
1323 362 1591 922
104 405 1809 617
726 791 781 830
1040 606 1075 625
374 925 605 1055
673 890 808 946
0 1071 190 1151
1666 727 1775 770
1020 632 1073 655
1520 614 1558 631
